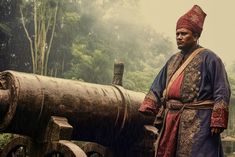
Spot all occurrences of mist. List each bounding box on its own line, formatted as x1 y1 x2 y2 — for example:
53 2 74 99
1 0 235 156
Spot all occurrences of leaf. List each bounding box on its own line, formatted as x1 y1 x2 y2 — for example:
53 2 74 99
0 23 11 36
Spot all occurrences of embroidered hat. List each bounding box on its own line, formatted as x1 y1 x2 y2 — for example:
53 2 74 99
176 5 207 36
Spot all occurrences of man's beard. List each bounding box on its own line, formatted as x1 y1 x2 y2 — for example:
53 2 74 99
177 43 196 53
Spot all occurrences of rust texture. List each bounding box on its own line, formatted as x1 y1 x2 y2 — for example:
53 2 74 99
0 70 154 148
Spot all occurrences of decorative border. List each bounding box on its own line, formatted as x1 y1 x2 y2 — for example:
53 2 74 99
211 99 229 128
181 54 202 102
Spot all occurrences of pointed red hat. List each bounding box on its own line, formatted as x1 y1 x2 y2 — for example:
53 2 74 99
176 5 207 36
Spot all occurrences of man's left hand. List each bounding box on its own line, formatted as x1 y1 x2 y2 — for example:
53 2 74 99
211 127 224 135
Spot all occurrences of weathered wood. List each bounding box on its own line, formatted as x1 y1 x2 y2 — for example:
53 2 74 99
112 62 124 86
31 116 87 157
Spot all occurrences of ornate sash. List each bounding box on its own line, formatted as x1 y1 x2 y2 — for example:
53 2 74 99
164 47 205 99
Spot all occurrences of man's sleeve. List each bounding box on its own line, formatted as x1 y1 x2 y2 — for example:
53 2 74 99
208 55 231 129
139 64 167 116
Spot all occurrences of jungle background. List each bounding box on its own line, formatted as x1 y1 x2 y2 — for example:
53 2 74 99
0 0 235 156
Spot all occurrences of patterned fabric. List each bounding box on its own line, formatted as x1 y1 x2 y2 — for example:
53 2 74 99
166 52 183 85
176 5 207 35
140 48 231 157
211 99 229 128
181 53 202 102
139 92 158 115
177 110 200 156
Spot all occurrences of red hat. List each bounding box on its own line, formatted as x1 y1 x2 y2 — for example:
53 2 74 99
176 5 207 36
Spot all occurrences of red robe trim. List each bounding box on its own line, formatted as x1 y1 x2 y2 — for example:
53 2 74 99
157 110 181 157
211 99 229 128
156 73 185 157
167 72 184 99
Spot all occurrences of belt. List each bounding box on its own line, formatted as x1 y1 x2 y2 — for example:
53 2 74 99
166 99 214 110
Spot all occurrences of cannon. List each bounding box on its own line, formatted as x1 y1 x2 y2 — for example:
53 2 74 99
0 64 157 157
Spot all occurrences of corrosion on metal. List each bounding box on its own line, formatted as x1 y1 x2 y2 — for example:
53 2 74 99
0 70 154 148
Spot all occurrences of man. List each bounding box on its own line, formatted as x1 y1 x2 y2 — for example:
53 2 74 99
139 5 230 157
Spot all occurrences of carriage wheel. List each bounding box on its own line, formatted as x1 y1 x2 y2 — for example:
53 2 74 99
0 135 32 157
82 142 113 157
44 140 87 157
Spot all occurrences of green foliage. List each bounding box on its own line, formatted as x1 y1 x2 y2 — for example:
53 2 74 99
63 0 174 90
124 64 161 92
228 74 235 97
0 134 13 149
65 43 113 83
230 64 235 98
3 0 235 94
1 0 175 89
46 2 81 77
19 0 60 75
0 0 18 71
0 23 11 35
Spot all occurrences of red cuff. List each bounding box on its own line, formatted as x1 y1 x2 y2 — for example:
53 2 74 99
210 100 229 129
139 97 158 115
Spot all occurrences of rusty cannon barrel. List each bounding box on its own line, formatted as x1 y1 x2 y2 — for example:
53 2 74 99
0 70 154 149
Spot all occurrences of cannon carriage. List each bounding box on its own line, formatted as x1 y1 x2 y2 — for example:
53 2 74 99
0 64 157 157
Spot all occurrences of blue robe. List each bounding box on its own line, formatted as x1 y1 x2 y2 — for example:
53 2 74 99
139 48 231 157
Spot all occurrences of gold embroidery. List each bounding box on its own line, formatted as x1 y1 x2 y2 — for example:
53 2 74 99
211 99 229 128
167 53 183 85
181 54 202 102
213 99 229 111
177 110 200 156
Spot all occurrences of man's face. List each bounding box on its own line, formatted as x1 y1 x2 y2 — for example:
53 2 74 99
176 28 197 50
